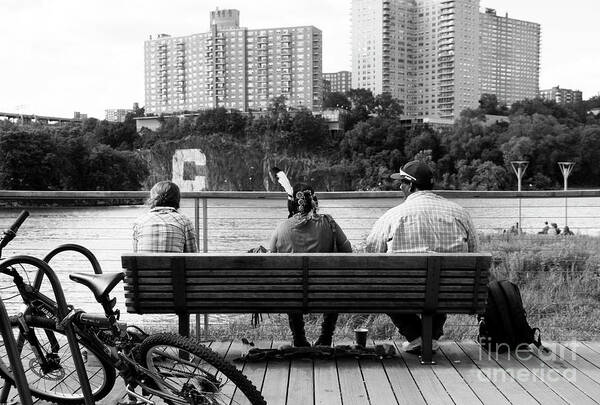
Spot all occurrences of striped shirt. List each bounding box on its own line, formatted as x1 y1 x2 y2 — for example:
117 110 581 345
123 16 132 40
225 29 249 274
132 207 197 253
365 191 478 253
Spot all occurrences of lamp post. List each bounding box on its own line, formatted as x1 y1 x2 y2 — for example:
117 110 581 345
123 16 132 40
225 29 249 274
510 161 529 232
558 161 575 226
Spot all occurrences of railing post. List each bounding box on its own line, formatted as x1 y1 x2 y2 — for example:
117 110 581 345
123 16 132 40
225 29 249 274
194 197 200 250
202 197 208 253
202 197 209 336
194 197 201 338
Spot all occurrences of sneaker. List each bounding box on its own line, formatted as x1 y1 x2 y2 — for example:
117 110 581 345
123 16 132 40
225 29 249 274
402 337 422 354
401 338 439 355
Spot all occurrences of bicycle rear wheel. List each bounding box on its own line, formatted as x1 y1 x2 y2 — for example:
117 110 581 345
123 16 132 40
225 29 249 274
137 333 266 405
0 316 116 404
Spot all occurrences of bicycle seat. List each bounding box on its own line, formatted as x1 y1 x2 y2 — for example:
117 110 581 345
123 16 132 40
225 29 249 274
70 272 125 302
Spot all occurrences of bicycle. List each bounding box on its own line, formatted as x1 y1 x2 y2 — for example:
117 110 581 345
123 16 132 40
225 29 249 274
0 211 266 405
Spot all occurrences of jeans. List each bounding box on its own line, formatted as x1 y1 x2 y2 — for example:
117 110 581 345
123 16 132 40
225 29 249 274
387 313 447 341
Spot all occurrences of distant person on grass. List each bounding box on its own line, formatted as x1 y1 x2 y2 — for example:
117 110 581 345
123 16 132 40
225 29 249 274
269 178 352 347
538 222 550 234
562 225 574 235
551 222 561 235
132 181 197 253
365 160 478 355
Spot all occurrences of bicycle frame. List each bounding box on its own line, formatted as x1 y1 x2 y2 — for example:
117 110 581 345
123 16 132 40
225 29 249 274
1 262 198 404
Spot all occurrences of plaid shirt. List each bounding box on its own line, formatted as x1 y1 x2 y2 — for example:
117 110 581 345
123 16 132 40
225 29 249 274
132 207 197 253
366 191 478 253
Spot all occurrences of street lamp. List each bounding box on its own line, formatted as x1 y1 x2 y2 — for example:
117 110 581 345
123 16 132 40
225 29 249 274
557 162 575 191
558 161 575 226
510 161 529 192
510 161 529 232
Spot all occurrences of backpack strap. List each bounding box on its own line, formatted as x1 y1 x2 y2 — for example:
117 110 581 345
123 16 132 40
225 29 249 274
323 214 337 252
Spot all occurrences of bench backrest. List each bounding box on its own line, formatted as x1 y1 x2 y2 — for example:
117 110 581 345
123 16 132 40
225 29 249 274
121 253 491 315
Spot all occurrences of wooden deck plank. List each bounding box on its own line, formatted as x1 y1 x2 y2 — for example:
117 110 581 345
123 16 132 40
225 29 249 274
534 343 600 404
581 341 600 355
514 345 596 405
314 358 342 405
260 341 291 405
287 358 314 405
578 342 600 368
377 339 426 405
336 339 370 405
394 340 454 405
231 340 272 405
337 357 370 405
430 341 483 404
439 342 510 405
359 342 399 405
476 344 568 405
562 341 600 380
458 341 538 405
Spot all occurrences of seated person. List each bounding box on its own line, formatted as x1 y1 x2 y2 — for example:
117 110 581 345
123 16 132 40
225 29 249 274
133 181 197 253
269 182 352 347
562 225 574 235
366 160 478 354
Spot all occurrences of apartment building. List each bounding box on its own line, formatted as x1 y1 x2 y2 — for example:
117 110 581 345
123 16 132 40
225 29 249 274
540 86 583 104
105 109 132 122
352 0 480 122
480 8 540 107
351 0 539 122
144 9 322 114
323 71 352 93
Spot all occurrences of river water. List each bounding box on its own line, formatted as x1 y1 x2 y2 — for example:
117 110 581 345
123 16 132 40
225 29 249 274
0 195 598 328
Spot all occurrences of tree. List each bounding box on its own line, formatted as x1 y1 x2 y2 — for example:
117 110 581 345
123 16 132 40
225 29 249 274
478 94 508 115
372 93 403 119
345 88 375 128
322 92 351 110
0 129 60 190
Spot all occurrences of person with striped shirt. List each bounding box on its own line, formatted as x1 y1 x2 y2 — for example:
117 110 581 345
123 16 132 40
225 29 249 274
365 160 478 354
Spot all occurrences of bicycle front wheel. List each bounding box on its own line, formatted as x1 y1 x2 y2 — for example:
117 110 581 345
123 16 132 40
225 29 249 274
0 316 116 404
137 333 266 405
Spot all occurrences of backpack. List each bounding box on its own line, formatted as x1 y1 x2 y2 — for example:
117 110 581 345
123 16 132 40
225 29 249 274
478 280 546 353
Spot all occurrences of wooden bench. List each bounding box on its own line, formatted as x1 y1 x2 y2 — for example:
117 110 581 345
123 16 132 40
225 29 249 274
121 252 491 363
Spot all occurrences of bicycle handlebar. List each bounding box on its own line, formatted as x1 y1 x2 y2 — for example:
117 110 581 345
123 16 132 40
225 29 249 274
0 210 29 252
9 210 30 234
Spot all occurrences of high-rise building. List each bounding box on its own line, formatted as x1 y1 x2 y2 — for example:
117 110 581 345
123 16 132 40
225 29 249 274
352 1 539 122
352 0 480 122
323 71 352 93
479 8 540 107
144 9 322 114
540 86 583 104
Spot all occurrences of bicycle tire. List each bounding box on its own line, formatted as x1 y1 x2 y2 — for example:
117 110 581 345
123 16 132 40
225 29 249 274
0 315 116 404
137 333 266 405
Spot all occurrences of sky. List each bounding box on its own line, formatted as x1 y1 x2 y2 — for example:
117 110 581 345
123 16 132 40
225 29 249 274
0 0 598 119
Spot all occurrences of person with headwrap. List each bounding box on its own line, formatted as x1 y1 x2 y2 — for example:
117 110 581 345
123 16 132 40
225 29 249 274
133 181 197 253
269 182 352 347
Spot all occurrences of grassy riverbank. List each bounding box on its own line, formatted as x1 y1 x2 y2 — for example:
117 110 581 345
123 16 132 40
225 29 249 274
196 234 600 344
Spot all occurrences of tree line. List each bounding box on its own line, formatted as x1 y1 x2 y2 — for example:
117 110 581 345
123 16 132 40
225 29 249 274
1 92 599 191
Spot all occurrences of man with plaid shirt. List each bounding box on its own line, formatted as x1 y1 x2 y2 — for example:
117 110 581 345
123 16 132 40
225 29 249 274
366 160 478 354
133 181 197 253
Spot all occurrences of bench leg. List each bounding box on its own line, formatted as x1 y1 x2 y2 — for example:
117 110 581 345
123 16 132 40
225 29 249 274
178 313 190 337
420 314 435 365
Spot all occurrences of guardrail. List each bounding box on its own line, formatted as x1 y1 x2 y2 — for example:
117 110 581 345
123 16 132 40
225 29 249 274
2 189 600 247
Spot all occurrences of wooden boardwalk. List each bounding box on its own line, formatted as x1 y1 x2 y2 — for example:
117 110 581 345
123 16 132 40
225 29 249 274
12 340 600 404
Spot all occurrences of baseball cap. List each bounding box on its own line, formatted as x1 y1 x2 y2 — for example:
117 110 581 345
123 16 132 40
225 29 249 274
390 160 433 187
